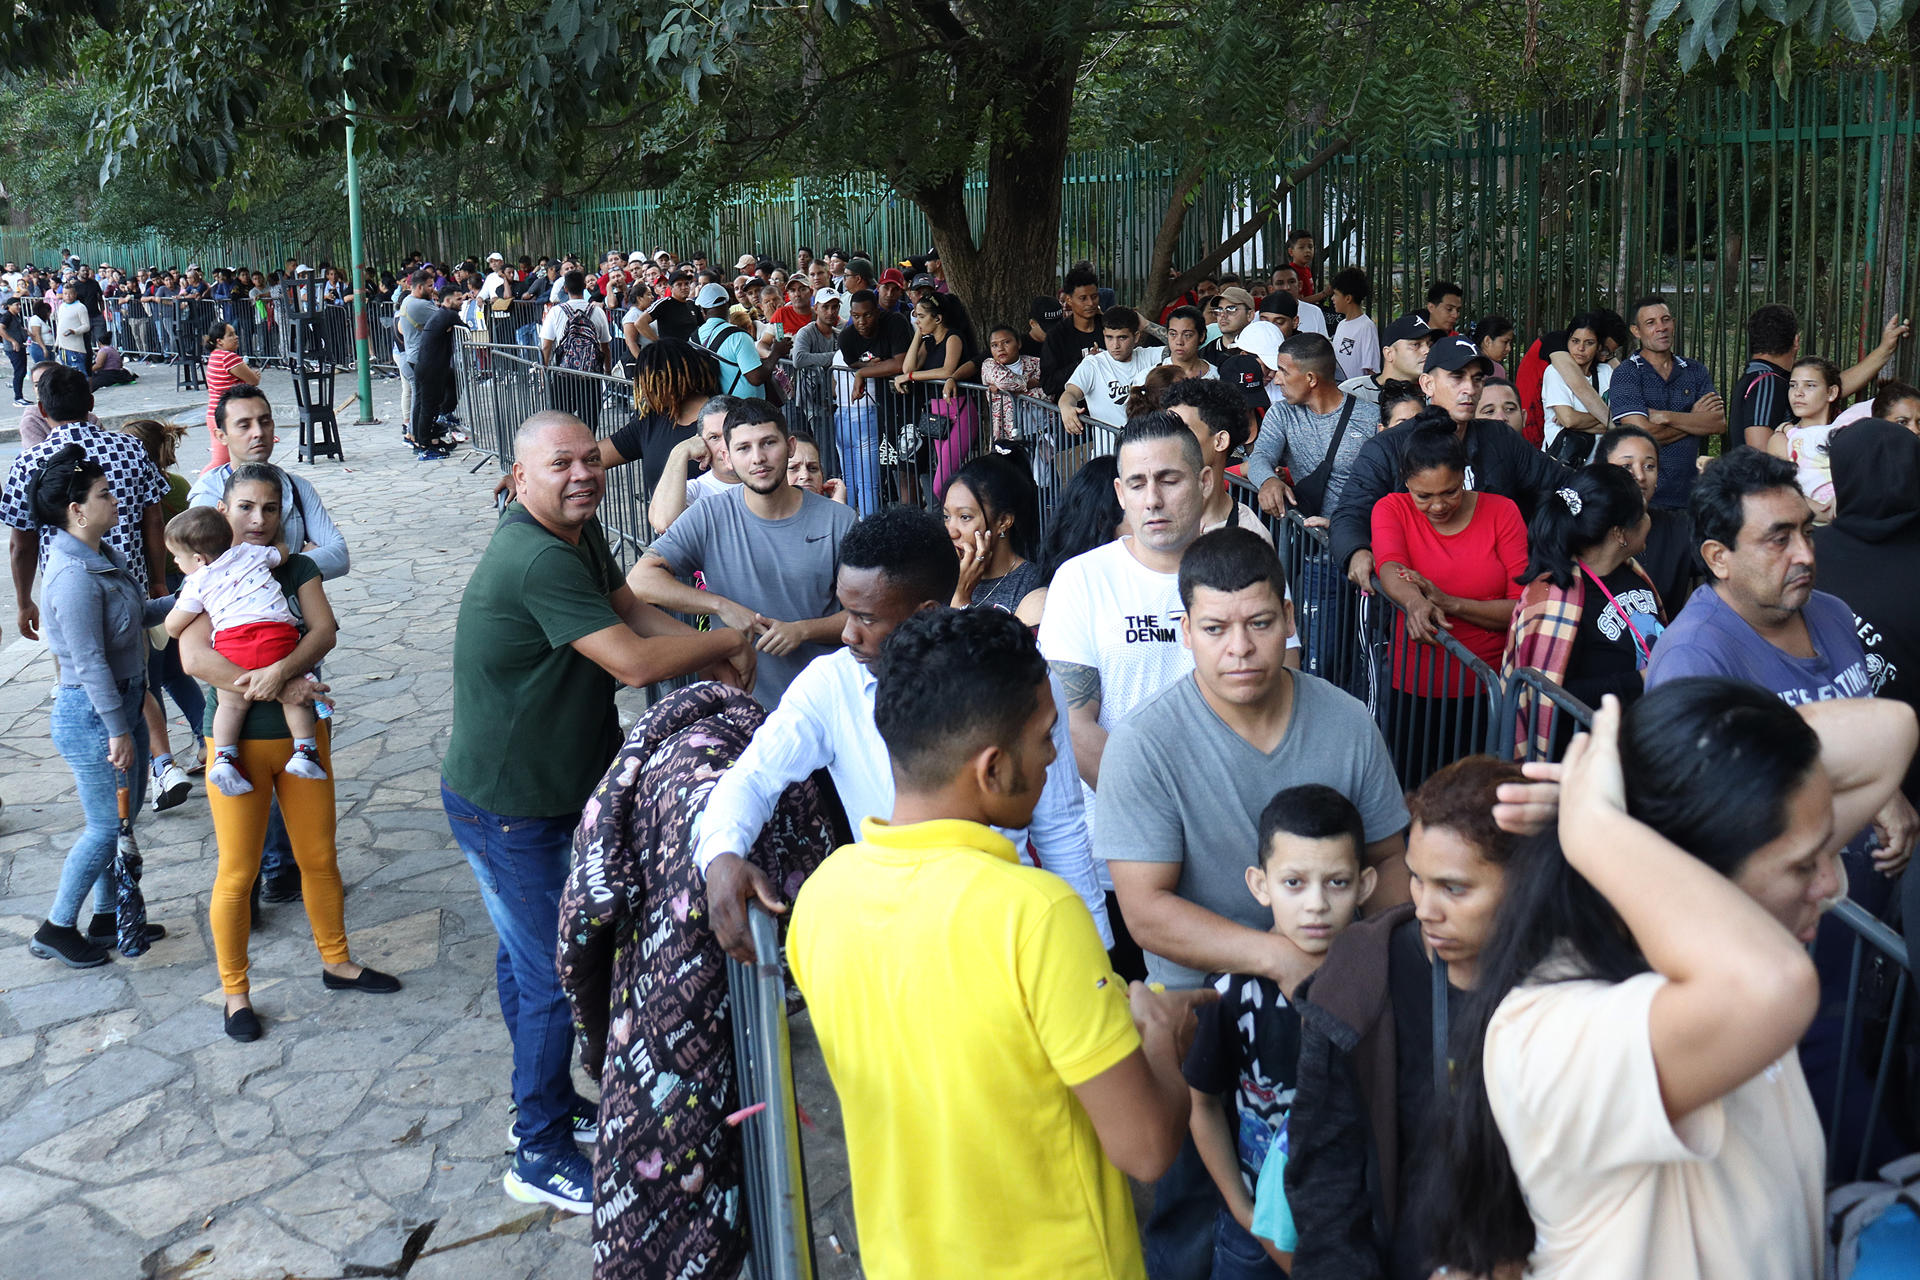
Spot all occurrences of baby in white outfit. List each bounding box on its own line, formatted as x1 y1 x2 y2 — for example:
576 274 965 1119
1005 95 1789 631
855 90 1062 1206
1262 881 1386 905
163 506 328 797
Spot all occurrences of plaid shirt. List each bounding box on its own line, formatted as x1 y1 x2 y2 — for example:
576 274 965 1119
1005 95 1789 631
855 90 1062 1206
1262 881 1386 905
1502 561 1663 757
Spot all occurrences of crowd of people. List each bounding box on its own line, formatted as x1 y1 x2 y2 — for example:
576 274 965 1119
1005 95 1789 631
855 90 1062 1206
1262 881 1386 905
6 232 1920 1280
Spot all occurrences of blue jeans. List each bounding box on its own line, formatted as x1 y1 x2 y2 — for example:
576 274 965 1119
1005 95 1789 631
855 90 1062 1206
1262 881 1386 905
261 802 294 878
1213 1209 1289 1279
835 401 882 514
146 634 207 750
1143 1135 1224 1280
48 683 150 927
442 783 586 1157
57 348 87 371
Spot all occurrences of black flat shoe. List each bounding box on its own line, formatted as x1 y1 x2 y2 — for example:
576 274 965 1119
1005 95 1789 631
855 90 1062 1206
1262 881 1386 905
322 966 401 993
224 1006 263 1042
86 915 167 946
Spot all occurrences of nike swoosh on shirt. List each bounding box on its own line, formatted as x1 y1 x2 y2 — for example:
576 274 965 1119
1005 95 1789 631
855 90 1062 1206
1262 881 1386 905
805 533 831 542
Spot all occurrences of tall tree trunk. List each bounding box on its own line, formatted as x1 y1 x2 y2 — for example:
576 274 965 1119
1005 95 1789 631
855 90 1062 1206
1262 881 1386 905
1613 0 1649 299
1142 137 1352 318
1139 158 1209 319
917 44 1080 333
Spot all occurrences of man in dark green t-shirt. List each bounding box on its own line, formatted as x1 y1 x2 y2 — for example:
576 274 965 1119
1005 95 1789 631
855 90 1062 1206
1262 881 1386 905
441 410 754 1215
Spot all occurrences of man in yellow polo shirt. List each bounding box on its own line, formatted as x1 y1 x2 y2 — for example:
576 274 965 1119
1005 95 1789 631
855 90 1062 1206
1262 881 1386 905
789 607 1214 1279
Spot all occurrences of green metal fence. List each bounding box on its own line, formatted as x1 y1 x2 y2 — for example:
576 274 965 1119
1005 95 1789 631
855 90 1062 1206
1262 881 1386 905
15 69 1920 396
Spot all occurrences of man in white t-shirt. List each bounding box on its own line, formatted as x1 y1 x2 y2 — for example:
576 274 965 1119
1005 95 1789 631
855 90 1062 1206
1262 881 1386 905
1328 266 1382 381
1039 414 1215 805
1060 305 1164 431
479 252 512 301
1269 264 1329 336
538 271 612 367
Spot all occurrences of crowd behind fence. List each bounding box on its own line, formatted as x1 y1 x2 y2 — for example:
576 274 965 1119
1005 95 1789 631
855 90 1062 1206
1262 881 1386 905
452 335 1917 1261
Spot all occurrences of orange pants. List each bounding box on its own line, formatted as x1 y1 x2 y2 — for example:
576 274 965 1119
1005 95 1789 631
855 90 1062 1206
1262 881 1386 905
205 729 348 993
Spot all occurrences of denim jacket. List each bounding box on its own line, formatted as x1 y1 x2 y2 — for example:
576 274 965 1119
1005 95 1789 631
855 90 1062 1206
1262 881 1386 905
43 530 173 735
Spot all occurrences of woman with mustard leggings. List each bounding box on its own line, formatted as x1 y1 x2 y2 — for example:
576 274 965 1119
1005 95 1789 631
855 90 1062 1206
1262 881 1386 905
178 463 399 1042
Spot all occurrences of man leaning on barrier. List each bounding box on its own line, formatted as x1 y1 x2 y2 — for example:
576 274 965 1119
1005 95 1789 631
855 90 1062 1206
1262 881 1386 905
440 410 757 1216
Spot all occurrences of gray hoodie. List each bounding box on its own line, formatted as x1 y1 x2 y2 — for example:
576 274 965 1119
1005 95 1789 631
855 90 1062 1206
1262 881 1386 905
43 529 173 735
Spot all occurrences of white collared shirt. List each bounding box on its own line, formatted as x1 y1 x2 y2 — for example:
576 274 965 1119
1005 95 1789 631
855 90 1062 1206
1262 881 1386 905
693 647 1112 945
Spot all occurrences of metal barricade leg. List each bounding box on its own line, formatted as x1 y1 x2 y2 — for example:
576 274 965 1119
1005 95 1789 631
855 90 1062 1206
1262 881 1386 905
725 906 816 1280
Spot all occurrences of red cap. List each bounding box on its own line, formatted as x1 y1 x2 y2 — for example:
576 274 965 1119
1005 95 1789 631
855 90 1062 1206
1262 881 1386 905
878 268 908 287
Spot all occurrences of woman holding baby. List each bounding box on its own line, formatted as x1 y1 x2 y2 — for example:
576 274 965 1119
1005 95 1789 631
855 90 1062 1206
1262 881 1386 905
177 461 398 1042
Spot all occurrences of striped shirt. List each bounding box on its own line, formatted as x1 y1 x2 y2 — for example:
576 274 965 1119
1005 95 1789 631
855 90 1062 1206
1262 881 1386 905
206 347 245 426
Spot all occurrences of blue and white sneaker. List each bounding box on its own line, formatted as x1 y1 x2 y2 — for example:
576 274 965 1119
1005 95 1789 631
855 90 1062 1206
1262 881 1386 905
506 1102 598 1150
502 1145 593 1214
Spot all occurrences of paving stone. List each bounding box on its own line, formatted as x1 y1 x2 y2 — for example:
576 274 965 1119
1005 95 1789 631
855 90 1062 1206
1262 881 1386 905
0 1203 145 1277
0 1164 75 1225
83 1149 308 1237
0 1049 181 1161
149 1204 341 1280
0 969 132 1032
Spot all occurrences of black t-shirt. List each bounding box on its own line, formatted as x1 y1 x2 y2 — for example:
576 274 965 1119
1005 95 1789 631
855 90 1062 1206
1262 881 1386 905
1563 562 1662 710
73 277 105 318
1 310 25 344
1733 357 1791 444
649 298 701 343
837 311 915 371
1638 508 1694 627
1024 295 1065 357
608 410 698 496
1182 971 1301 1186
1039 317 1102 400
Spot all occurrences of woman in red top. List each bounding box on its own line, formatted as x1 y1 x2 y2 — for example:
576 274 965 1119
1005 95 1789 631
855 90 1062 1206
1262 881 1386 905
1370 420 1527 781
202 322 260 469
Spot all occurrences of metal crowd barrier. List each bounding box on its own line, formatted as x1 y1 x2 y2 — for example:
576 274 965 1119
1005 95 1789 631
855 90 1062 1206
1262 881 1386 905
1222 490 1505 788
1500 666 1597 763
1827 898 1915 1183
454 339 654 565
726 904 816 1280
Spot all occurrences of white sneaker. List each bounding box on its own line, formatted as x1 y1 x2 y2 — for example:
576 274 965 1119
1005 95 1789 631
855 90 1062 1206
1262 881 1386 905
150 762 192 812
207 760 253 796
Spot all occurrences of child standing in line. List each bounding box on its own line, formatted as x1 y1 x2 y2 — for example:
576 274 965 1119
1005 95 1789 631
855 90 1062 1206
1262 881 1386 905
1769 355 1843 520
1184 784 1378 1277
162 505 328 796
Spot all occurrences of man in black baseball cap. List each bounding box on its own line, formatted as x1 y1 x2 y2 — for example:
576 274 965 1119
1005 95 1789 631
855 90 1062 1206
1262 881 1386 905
1328 333 1564 590
1337 312 1437 403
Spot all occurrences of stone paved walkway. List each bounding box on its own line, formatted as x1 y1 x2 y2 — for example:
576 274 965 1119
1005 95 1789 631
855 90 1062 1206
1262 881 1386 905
0 368 860 1279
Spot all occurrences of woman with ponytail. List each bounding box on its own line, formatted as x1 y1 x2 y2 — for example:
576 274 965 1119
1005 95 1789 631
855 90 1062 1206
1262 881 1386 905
26 445 175 968
202 321 259 468
1422 683 1913 1280
1502 463 1666 755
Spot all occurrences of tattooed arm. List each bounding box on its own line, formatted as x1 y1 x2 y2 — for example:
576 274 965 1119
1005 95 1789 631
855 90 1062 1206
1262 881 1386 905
1052 659 1106 789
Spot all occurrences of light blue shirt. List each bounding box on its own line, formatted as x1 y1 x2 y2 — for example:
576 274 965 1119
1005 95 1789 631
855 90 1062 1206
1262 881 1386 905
187 464 350 581
693 646 1112 946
